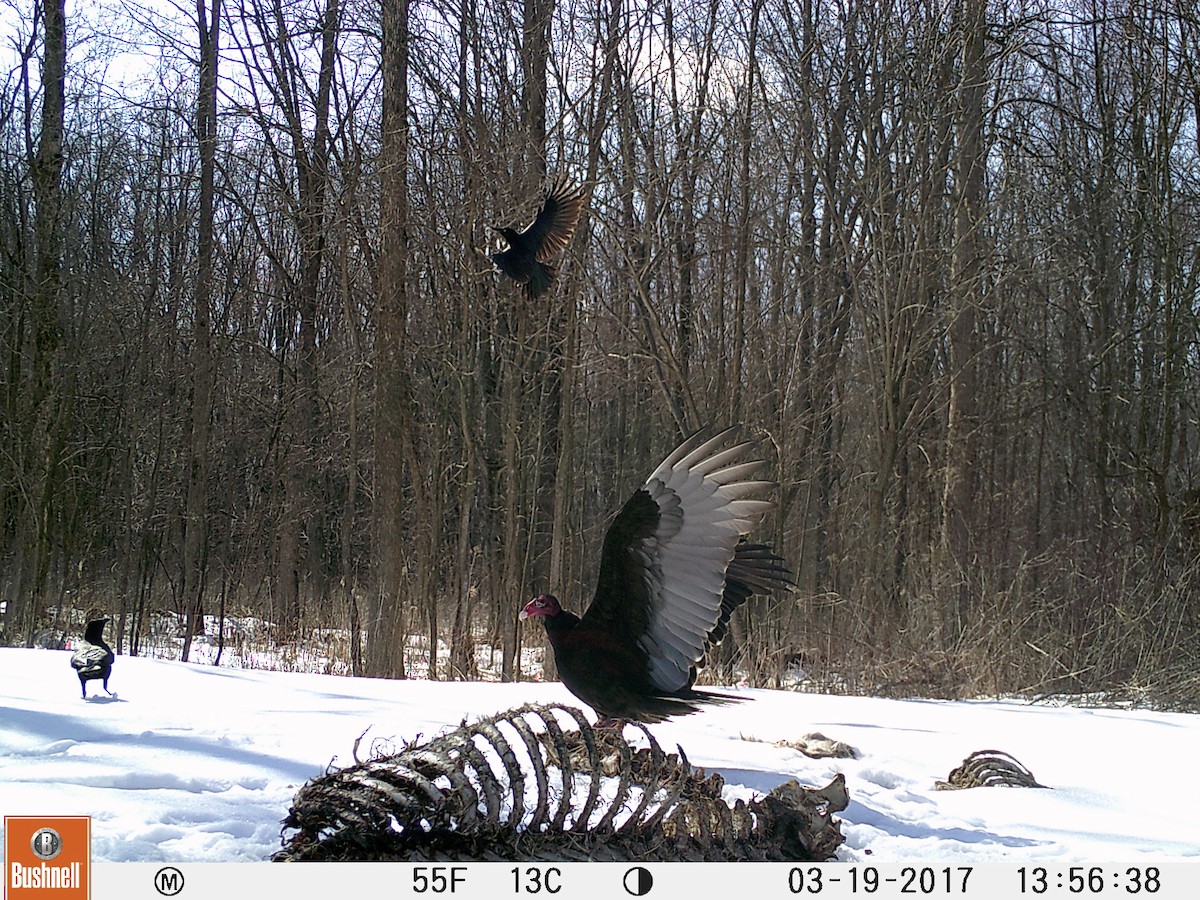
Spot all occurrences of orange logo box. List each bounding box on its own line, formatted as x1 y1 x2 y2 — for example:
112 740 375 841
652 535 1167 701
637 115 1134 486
3 817 90 900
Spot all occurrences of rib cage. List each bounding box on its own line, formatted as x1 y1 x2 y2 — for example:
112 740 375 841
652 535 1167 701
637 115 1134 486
935 749 1049 790
274 703 847 862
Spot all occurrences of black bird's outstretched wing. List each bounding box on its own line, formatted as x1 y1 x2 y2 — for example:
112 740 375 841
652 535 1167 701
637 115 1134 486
522 178 587 262
581 427 786 693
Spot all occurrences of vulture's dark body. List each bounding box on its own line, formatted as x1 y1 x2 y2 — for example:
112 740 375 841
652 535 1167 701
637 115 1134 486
491 228 555 298
540 611 727 723
490 179 586 299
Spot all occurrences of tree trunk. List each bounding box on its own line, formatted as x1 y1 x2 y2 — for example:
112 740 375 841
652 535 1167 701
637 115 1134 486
12 0 67 644
940 0 986 649
367 0 412 679
727 0 761 424
180 0 219 663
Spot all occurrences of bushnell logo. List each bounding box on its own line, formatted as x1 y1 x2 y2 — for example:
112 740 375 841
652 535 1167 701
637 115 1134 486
30 828 63 861
4 816 90 899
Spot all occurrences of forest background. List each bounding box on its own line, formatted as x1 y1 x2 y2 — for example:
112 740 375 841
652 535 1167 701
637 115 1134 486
2 0 1198 706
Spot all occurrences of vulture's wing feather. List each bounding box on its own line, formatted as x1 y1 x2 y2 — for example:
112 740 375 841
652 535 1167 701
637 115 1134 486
521 178 587 263
581 427 777 693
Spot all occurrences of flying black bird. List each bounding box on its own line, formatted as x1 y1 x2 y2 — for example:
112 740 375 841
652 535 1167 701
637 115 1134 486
70 617 115 699
519 426 794 724
490 177 587 299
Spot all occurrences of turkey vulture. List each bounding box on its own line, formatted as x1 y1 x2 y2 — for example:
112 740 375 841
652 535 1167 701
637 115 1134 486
520 426 793 723
490 177 587 299
70 617 115 699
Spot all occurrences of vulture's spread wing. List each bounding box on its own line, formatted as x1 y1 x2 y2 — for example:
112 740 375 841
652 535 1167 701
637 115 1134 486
582 427 776 693
522 178 587 263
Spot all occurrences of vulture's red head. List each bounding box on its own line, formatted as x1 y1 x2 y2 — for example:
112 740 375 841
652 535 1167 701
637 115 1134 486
519 593 562 620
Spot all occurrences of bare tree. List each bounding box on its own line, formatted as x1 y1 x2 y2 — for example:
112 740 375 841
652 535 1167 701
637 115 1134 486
180 0 220 662
367 0 415 679
3 0 68 644
940 0 987 649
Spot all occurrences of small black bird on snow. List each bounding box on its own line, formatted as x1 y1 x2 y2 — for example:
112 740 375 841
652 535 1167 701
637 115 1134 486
491 177 587 299
71 617 115 699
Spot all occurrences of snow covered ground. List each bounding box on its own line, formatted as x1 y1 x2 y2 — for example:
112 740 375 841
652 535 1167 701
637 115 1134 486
1 646 1198 864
